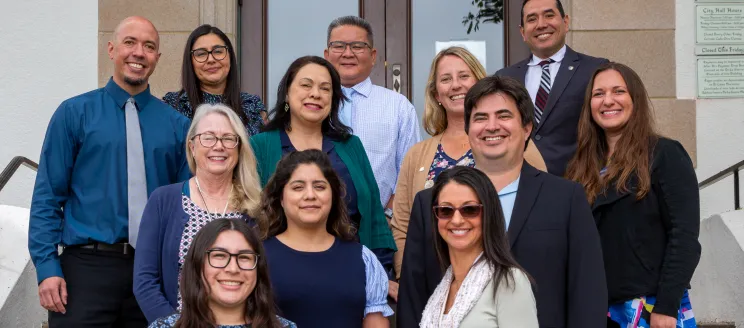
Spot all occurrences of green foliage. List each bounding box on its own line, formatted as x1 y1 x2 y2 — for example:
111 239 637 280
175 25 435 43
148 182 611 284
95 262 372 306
462 0 504 34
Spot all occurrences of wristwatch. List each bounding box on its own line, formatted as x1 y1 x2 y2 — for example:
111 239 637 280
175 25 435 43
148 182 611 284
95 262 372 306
384 208 394 219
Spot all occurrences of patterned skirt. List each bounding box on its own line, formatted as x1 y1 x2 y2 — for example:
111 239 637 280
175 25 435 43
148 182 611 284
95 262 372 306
607 290 696 328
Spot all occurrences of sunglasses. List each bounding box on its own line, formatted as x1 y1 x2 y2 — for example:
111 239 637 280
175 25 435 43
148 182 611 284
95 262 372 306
432 204 484 220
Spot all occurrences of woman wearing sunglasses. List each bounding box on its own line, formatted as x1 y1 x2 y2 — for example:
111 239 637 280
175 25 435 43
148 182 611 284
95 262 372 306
148 218 296 327
420 166 538 328
163 25 266 136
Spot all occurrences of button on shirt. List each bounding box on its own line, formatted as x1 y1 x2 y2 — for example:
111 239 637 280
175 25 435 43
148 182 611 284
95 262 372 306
29 78 192 283
525 45 566 106
341 77 421 206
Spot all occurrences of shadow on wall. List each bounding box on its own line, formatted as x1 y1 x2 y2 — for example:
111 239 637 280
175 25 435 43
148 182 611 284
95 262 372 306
0 205 45 327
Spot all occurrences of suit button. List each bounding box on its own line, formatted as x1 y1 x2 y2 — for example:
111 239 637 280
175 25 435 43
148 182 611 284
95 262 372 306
535 134 542 141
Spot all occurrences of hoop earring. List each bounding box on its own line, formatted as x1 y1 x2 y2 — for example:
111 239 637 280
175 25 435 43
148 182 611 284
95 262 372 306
284 103 289 112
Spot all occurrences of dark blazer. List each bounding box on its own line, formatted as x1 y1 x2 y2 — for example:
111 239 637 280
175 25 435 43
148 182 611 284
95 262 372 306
496 46 608 176
594 137 701 317
133 182 251 323
397 162 607 328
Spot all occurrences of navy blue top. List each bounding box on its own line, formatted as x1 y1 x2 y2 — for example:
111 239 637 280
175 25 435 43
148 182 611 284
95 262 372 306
279 130 360 223
264 237 367 328
29 78 192 284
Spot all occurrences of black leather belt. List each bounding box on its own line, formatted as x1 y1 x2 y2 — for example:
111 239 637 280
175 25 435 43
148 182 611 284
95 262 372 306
67 242 134 255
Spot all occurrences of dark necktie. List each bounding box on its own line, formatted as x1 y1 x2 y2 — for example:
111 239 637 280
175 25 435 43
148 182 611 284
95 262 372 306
534 59 554 124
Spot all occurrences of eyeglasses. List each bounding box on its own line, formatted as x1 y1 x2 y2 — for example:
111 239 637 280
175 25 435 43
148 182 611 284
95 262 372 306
432 204 484 220
328 41 371 54
193 133 239 149
191 46 228 63
206 249 259 270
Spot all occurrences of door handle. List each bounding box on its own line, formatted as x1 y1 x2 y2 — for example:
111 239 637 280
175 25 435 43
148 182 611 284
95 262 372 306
392 64 401 93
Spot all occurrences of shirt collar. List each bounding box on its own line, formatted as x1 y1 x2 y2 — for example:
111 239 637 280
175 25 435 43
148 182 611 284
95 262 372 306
104 77 153 110
279 129 335 153
498 175 520 196
343 77 372 98
528 44 567 66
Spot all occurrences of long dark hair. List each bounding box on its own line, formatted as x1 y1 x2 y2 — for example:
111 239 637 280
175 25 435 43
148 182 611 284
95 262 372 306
431 166 528 297
258 149 356 240
263 56 352 140
176 219 281 328
566 62 657 204
179 24 248 125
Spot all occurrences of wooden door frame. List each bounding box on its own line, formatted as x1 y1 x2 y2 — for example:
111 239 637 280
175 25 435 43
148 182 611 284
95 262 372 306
237 0 524 103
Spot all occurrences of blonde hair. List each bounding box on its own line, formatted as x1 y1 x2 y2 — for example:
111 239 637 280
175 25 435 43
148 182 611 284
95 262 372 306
424 47 487 136
186 103 262 218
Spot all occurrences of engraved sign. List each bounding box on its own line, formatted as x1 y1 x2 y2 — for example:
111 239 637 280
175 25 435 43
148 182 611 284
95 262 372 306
697 45 744 55
698 57 744 98
696 5 744 44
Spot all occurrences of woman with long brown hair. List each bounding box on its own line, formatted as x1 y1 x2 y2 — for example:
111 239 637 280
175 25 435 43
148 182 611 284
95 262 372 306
258 149 393 328
566 62 700 328
147 218 295 328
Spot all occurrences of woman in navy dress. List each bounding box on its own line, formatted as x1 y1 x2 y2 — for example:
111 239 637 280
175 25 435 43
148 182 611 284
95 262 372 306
257 149 393 328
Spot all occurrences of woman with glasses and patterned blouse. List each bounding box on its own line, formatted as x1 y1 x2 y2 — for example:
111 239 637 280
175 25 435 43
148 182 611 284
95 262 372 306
258 149 393 328
148 218 296 328
133 103 263 324
420 166 537 328
163 25 266 136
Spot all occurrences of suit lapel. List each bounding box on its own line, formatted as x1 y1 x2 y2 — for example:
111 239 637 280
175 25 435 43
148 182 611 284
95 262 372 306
514 57 530 85
536 46 580 133
508 162 543 248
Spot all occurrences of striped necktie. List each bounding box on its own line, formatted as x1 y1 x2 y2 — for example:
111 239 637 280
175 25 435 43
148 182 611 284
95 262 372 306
534 59 554 124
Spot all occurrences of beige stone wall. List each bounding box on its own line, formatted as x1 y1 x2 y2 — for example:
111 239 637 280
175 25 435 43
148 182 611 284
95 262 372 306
565 0 697 163
98 0 237 98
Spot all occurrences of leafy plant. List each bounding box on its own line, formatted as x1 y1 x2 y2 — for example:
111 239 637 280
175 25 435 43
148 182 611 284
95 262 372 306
462 0 504 34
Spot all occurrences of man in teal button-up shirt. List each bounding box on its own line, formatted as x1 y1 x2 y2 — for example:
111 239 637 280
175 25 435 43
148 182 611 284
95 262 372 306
28 16 190 327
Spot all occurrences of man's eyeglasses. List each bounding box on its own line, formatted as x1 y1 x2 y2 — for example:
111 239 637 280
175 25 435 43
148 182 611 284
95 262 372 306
192 133 239 149
206 249 258 270
328 41 371 54
191 45 228 63
432 204 484 220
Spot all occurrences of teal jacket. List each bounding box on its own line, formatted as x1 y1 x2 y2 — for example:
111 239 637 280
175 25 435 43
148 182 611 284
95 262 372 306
250 130 396 252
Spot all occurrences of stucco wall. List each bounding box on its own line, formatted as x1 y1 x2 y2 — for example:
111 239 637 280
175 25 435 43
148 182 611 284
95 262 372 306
0 1 98 209
676 0 744 219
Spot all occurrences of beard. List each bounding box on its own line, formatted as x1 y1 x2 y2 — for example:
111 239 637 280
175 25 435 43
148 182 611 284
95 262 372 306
123 75 147 87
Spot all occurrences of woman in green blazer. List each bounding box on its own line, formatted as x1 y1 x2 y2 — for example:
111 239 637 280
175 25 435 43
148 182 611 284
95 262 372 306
250 56 396 277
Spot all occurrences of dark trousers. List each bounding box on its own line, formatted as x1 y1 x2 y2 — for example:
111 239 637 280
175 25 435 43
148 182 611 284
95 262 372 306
48 247 146 328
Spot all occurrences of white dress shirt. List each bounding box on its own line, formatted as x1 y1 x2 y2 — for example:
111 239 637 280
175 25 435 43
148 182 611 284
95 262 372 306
524 45 567 105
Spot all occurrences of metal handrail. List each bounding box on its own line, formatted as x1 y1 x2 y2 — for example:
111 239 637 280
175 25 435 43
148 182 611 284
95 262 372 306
0 156 39 193
698 158 744 210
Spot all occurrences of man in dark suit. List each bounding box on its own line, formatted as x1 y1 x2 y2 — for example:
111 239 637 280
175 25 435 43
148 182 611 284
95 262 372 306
396 76 606 327
496 0 608 176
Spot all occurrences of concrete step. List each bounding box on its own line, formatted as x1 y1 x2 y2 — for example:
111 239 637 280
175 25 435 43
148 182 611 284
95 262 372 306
698 323 736 328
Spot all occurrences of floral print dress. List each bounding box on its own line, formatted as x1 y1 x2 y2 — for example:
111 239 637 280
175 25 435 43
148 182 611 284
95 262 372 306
424 144 475 189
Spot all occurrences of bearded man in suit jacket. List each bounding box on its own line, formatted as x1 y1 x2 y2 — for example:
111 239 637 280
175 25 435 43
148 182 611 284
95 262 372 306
396 75 607 328
496 0 608 176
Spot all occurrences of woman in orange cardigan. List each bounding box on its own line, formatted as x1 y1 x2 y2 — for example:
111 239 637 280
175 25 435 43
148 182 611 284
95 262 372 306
390 47 546 282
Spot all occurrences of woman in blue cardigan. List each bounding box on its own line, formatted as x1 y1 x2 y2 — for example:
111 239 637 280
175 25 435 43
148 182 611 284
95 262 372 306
250 56 396 278
133 103 262 323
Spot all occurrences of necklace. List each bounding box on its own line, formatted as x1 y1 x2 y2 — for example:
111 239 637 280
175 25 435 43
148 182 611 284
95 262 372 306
194 177 232 220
